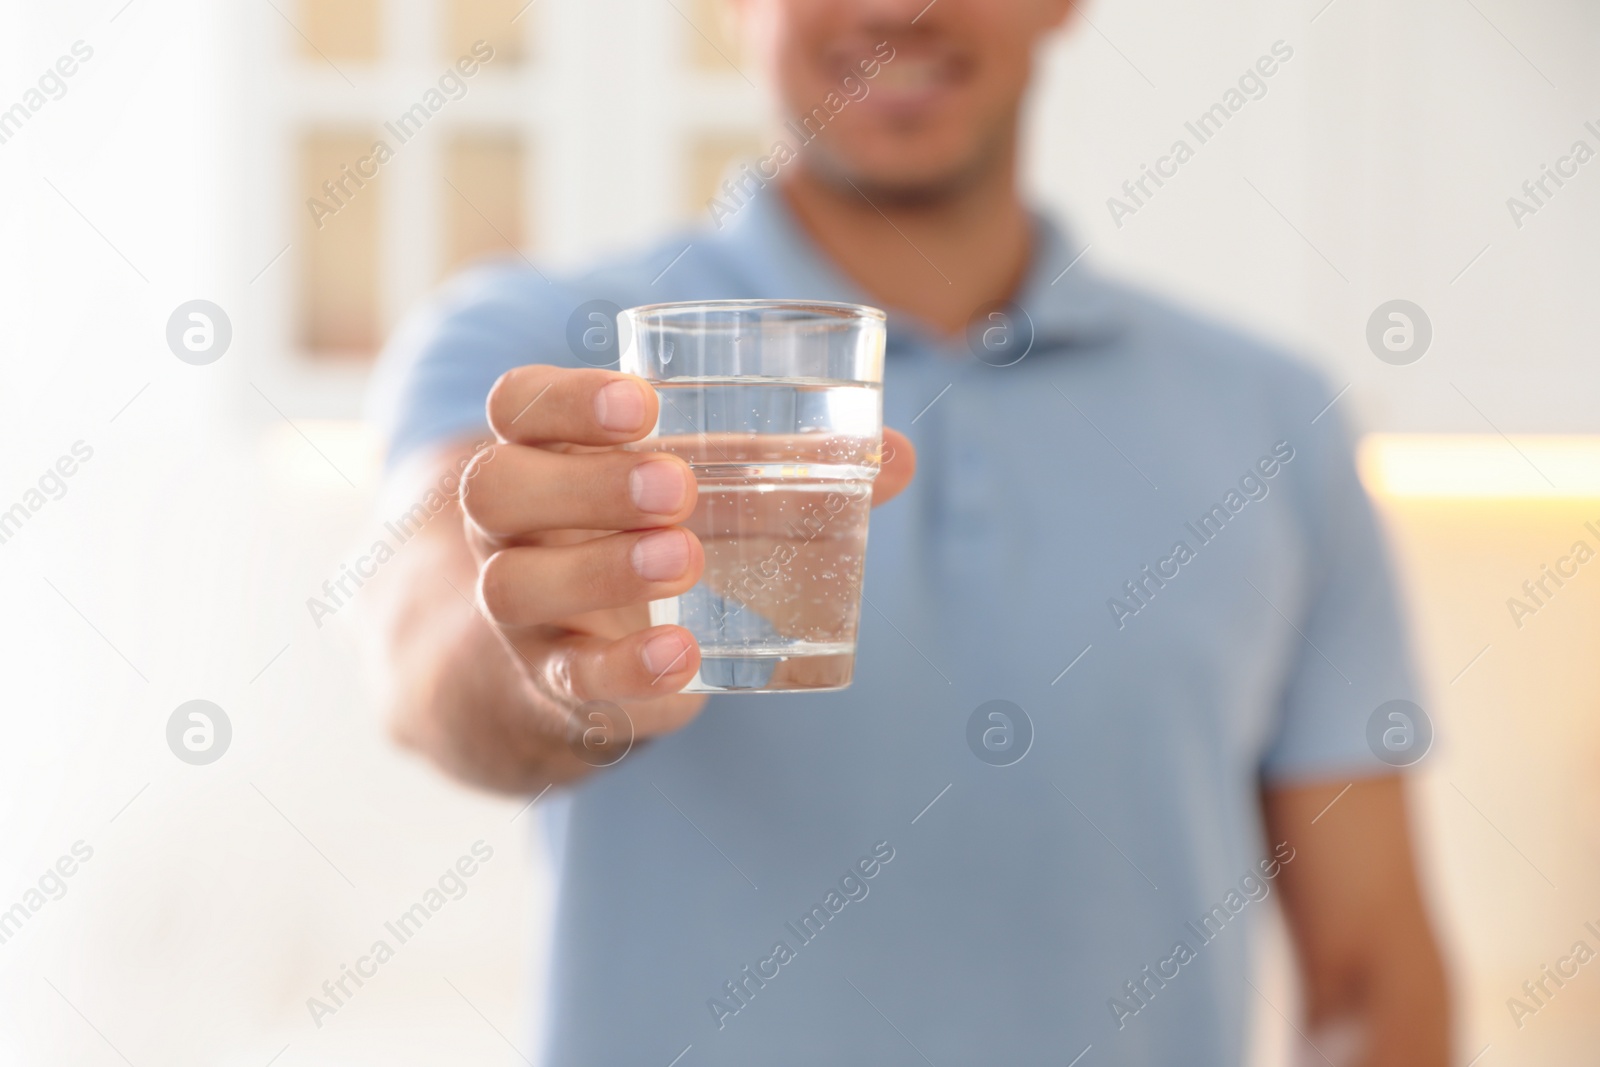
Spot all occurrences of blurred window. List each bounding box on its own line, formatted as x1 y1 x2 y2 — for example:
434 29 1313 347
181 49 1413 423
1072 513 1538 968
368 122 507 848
444 132 528 273
300 130 383 357
445 0 528 65
297 0 382 63
687 133 768 218
688 0 744 72
276 0 762 364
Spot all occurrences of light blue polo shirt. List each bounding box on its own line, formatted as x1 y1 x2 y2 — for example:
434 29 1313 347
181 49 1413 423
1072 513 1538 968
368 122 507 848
371 189 1417 1066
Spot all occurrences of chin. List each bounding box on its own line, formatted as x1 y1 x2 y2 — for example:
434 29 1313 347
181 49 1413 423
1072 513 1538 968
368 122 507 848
805 130 1010 207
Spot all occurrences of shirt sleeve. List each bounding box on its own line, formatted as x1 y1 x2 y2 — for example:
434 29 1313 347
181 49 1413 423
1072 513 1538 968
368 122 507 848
366 261 562 467
1259 376 1425 783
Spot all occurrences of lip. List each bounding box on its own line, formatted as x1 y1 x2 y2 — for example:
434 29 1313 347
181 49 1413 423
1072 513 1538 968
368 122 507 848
836 50 967 117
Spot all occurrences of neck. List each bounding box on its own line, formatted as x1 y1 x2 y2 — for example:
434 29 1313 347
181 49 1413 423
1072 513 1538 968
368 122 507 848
777 154 1034 339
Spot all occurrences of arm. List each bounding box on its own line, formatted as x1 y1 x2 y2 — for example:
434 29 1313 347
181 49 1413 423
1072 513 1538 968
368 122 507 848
365 439 655 794
364 366 713 796
1262 775 1449 1067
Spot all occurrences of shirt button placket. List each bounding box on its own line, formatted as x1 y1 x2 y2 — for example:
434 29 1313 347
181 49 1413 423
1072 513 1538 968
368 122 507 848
939 367 999 581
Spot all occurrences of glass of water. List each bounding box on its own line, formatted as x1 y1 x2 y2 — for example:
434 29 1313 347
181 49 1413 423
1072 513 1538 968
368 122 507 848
618 300 886 694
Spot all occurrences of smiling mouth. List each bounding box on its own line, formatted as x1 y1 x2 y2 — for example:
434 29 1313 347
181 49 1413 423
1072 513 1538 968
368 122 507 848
873 57 953 92
834 49 967 109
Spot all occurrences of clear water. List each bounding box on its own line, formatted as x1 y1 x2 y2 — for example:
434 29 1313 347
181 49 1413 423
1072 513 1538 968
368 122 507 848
642 377 881 693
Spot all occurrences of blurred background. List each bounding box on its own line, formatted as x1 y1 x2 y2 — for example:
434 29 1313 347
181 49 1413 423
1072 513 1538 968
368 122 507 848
1 0 1597 1063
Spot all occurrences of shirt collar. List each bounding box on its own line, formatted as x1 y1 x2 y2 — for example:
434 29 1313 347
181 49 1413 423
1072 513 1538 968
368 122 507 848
706 184 1126 356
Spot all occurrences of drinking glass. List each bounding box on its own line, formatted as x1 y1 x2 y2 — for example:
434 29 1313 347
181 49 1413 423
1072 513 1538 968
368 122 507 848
618 300 886 693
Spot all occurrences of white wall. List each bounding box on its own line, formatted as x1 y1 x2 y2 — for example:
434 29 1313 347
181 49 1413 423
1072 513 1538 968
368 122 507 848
1028 0 1600 435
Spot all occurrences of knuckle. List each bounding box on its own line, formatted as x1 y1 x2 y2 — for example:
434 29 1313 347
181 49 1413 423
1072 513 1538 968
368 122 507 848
457 445 501 519
476 550 521 623
563 642 606 702
485 369 522 433
486 365 546 435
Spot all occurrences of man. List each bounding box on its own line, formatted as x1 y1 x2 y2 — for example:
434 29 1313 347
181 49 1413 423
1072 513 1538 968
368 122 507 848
368 0 1449 1063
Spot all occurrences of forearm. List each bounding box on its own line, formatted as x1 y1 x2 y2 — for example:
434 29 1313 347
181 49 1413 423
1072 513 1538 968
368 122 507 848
1299 936 1448 1067
367 515 600 795
1341 926 1449 1067
1267 777 1451 1067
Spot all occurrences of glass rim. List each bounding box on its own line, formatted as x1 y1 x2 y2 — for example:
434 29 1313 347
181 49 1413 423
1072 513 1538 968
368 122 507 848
621 298 886 324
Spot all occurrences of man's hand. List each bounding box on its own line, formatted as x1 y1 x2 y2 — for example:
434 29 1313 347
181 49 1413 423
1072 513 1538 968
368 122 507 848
368 365 914 795
1264 775 1450 1067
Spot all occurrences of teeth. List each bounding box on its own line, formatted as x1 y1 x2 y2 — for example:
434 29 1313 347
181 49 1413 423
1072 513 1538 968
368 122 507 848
873 60 942 90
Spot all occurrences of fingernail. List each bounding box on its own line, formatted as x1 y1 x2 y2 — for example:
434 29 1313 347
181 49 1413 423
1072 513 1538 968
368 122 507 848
629 460 688 515
595 380 647 432
641 631 691 676
630 528 690 582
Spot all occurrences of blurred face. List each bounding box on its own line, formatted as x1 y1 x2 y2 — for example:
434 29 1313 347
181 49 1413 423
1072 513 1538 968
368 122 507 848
736 0 1075 201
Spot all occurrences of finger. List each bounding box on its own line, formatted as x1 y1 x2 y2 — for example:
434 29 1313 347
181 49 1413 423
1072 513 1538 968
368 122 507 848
873 428 916 507
460 443 696 538
551 626 706 714
479 528 703 627
487 365 658 447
